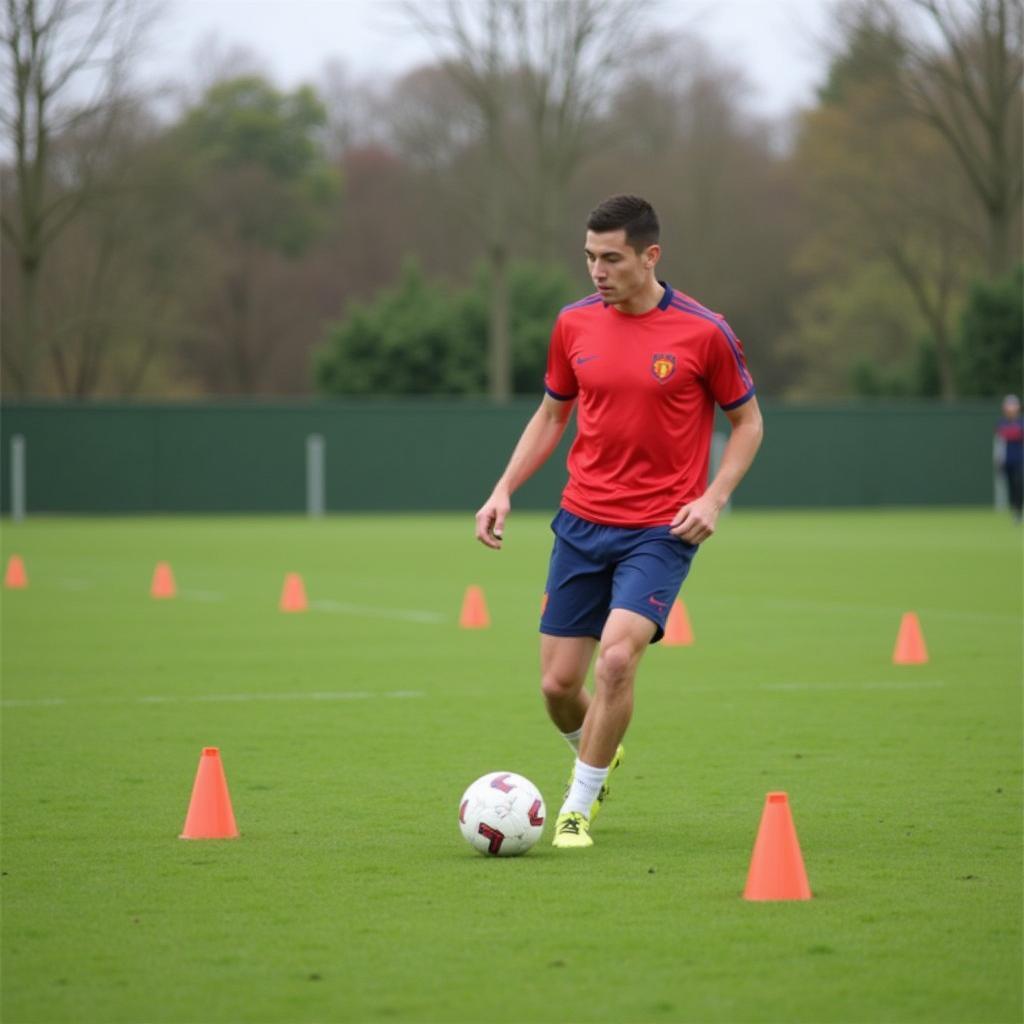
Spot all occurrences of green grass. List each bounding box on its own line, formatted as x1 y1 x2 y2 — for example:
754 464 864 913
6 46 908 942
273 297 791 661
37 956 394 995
1 510 1021 1024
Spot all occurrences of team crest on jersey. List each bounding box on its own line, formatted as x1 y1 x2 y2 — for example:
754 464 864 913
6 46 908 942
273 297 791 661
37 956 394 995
651 353 677 383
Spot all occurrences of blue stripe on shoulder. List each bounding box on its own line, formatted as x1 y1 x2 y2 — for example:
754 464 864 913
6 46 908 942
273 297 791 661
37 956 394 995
545 384 578 401
560 293 603 314
680 294 742 349
669 298 754 390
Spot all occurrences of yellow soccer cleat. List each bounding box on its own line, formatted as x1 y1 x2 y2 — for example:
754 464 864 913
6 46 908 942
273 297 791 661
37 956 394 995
563 745 625 823
552 811 593 848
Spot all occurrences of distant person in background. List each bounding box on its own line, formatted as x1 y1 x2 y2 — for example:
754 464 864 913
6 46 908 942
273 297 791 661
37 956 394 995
995 394 1023 523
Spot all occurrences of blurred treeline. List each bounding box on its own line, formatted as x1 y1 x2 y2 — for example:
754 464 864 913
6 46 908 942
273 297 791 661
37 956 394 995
2 0 1021 401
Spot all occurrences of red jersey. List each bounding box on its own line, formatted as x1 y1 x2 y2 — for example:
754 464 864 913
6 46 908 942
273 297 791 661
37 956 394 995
544 282 755 526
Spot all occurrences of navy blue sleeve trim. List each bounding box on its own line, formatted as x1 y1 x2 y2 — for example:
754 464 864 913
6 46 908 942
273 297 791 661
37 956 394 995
720 385 756 411
545 385 578 401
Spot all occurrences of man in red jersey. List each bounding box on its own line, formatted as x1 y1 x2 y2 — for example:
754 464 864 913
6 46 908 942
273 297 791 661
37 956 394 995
475 195 763 848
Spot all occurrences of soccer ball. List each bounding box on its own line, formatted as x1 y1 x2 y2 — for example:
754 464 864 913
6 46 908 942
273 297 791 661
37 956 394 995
458 772 546 856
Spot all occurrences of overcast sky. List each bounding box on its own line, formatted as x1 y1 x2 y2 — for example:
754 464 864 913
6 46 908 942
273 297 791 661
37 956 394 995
145 0 837 119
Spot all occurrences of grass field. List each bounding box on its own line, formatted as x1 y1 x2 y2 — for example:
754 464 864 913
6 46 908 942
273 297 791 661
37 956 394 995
1 510 1021 1024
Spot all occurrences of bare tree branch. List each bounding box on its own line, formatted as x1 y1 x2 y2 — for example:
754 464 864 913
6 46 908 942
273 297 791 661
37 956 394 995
1 0 156 394
400 0 646 399
900 0 1023 274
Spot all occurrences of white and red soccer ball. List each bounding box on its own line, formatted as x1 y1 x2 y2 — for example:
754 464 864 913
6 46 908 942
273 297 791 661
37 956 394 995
458 772 546 856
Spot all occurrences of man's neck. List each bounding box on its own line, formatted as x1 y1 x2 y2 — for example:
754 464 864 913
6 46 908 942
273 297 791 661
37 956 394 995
613 278 664 316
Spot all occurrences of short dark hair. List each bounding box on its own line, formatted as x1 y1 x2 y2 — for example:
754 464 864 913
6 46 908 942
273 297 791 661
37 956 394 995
586 194 660 252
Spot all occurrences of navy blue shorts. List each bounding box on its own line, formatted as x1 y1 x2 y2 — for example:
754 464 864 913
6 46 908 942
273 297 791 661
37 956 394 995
540 509 698 644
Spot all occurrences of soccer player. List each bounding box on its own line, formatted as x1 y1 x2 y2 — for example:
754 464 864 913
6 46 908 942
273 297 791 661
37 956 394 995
996 394 1023 523
474 194 763 848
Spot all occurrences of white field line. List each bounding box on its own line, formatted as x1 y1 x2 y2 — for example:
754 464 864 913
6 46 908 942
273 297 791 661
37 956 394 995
1 678 951 707
1 690 423 709
44 580 445 622
46 576 1018 626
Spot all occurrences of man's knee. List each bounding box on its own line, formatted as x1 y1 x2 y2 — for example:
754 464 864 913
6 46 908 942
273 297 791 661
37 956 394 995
541 668 583 703
596 641 640 691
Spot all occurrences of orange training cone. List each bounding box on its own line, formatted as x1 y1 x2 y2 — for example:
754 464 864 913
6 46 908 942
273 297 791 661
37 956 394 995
662 598 693 646
893 611 928 664
279 572 308 612
743 792 812 901
459 585 490 629
150 561 176 599
4 554 27 589
180 747 239 839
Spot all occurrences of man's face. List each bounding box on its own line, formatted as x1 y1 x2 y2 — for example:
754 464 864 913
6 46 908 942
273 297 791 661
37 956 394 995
584 229 659 306
1004 396 1021 418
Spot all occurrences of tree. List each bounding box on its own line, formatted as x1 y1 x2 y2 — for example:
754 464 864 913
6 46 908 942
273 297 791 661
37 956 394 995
314 259 483 395
504 260 578 392
509 0 641 261
900 0 1023 277
318 58 388 160
1 0 155 395
783 257 927 398
403 0 641 402
407 0 513 402
956 264 1024 395
787 7 980 398
590 33 803 394
27 105 193 396
313 258 574 396
172 76 341 393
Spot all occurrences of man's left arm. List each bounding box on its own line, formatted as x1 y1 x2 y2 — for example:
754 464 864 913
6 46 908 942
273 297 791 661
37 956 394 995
670 397 764 544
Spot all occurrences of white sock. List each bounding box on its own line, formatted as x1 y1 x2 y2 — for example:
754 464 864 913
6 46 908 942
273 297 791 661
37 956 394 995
560 726 583 753
561 759 609 817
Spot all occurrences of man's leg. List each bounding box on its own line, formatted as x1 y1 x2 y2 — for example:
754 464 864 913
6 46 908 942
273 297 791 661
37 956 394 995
540 633 597 738
553 610 654 847
1007 465 1023 521
579 608 656 768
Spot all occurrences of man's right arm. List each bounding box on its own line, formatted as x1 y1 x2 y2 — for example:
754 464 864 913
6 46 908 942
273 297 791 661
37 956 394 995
475 393 575 550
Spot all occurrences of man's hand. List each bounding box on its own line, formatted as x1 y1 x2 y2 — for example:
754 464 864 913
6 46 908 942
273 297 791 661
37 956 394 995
472 395 573 551
669 493 723 544
672 397 761 544
475 491 510 549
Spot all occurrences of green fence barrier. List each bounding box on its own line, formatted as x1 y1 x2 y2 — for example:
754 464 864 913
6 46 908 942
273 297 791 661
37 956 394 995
0 399 1000 513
